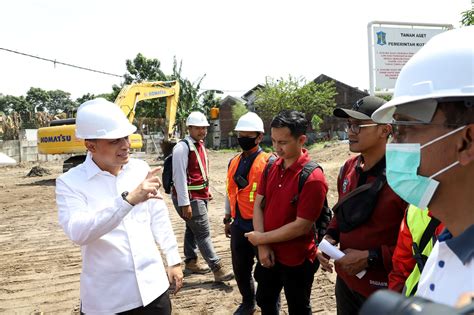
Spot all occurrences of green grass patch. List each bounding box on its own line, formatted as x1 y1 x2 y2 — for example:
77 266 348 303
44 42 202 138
305 140 339 151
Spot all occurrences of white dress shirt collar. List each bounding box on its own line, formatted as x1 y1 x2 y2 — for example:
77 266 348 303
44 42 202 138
84 151 132 180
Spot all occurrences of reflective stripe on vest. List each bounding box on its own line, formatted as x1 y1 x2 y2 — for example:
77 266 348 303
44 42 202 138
187 183 208 190
226 151 270 220
249 182 258 202
403 205 436 297
187 140 209 191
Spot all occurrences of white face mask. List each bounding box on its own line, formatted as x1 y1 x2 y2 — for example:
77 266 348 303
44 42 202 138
385 126 465 210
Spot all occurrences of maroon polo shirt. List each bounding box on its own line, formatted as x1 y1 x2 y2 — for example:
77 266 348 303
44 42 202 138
326 155 407 297
257 149 328 266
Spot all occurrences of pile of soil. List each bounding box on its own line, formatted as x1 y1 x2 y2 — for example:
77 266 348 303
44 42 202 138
26 166 52 177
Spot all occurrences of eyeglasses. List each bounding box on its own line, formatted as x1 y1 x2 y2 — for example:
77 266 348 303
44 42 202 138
390 122 464 141
345 123 379 134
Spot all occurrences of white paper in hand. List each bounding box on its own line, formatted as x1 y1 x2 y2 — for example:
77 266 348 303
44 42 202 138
318 239 366 279
319 239 345 260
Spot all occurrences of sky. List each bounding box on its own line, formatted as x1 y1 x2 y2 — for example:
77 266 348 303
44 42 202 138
1 0 471 100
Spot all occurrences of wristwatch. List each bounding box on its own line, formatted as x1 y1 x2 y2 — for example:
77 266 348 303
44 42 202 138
223 217 232 224
121 191 134 206
367 249 379 268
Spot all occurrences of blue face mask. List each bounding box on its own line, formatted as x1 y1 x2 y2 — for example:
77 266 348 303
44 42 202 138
386 126 465 210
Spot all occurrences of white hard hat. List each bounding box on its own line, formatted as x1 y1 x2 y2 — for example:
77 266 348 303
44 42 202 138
235 112 264 133
372 26 474 123
186 111 210 127
75 98 137 139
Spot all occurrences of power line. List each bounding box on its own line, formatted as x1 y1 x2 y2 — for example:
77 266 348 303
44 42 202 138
200 88 248 93
0 47 250 93
0 47 124 78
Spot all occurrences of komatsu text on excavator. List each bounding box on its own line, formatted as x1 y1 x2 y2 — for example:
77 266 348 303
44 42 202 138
37 80 180 171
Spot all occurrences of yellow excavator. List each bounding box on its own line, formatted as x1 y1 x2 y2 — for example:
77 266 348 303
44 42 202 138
37 80 180 172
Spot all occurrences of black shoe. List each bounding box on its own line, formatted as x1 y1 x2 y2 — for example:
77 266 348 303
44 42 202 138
233 303 256 315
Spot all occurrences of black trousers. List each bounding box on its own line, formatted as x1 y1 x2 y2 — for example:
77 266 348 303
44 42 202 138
254 258 319 315
81 291 171 315
335 276 367 315
231 223 257 306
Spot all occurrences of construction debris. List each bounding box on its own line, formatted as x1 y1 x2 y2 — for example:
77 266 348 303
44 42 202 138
27 166 51 177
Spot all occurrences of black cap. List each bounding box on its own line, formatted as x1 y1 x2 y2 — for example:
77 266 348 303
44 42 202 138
333 96 387 120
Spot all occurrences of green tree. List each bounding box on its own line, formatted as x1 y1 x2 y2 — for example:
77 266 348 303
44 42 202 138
47 90 76 116
311 115 323 132
124 53 167 84
0 95 36 129
110 54 206 137
76 93 96 105
1 95 32 114
379 94 392 102
168 57 205 138
109 53 168 120
96 92 117 102
200 90 222 114
231 101 248 128
112 53 169 122
461 7 474 26
0 94 13 113
254 76 337 129
26 87 50 112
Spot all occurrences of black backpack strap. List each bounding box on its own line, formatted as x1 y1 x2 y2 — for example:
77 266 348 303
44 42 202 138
180 138 191 171
419 216 441 253
263 154 277 179
293 161 332 245
298 161 319 193
259 155 277 210
412 216 441 273
163 139 191 194
316 198 332 245
292 161 320 203
181 138 190 150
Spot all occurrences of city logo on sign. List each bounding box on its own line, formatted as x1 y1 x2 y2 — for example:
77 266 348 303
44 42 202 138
376 31 386 46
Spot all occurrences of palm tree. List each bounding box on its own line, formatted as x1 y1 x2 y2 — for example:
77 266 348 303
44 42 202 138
168 57 205 138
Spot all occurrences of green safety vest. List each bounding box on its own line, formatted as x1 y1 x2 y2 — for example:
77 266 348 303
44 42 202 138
403 205 441 297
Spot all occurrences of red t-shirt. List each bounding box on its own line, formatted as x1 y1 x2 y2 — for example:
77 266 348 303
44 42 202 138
257 149 328 266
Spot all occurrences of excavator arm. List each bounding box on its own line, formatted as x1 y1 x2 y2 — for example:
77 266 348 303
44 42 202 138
115 80 180 141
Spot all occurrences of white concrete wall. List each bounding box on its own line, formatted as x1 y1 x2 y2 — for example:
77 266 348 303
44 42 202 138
0 140 64 163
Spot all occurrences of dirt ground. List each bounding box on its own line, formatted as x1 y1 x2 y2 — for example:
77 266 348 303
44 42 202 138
0 142 354 314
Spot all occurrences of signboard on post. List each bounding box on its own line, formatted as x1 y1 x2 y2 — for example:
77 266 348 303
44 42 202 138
367 22 452 95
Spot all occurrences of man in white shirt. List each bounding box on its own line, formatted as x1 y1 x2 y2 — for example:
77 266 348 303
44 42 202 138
372 26 474 307
56 98 183 314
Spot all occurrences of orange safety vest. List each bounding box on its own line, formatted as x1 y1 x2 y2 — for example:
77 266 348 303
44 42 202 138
226 151 271 220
